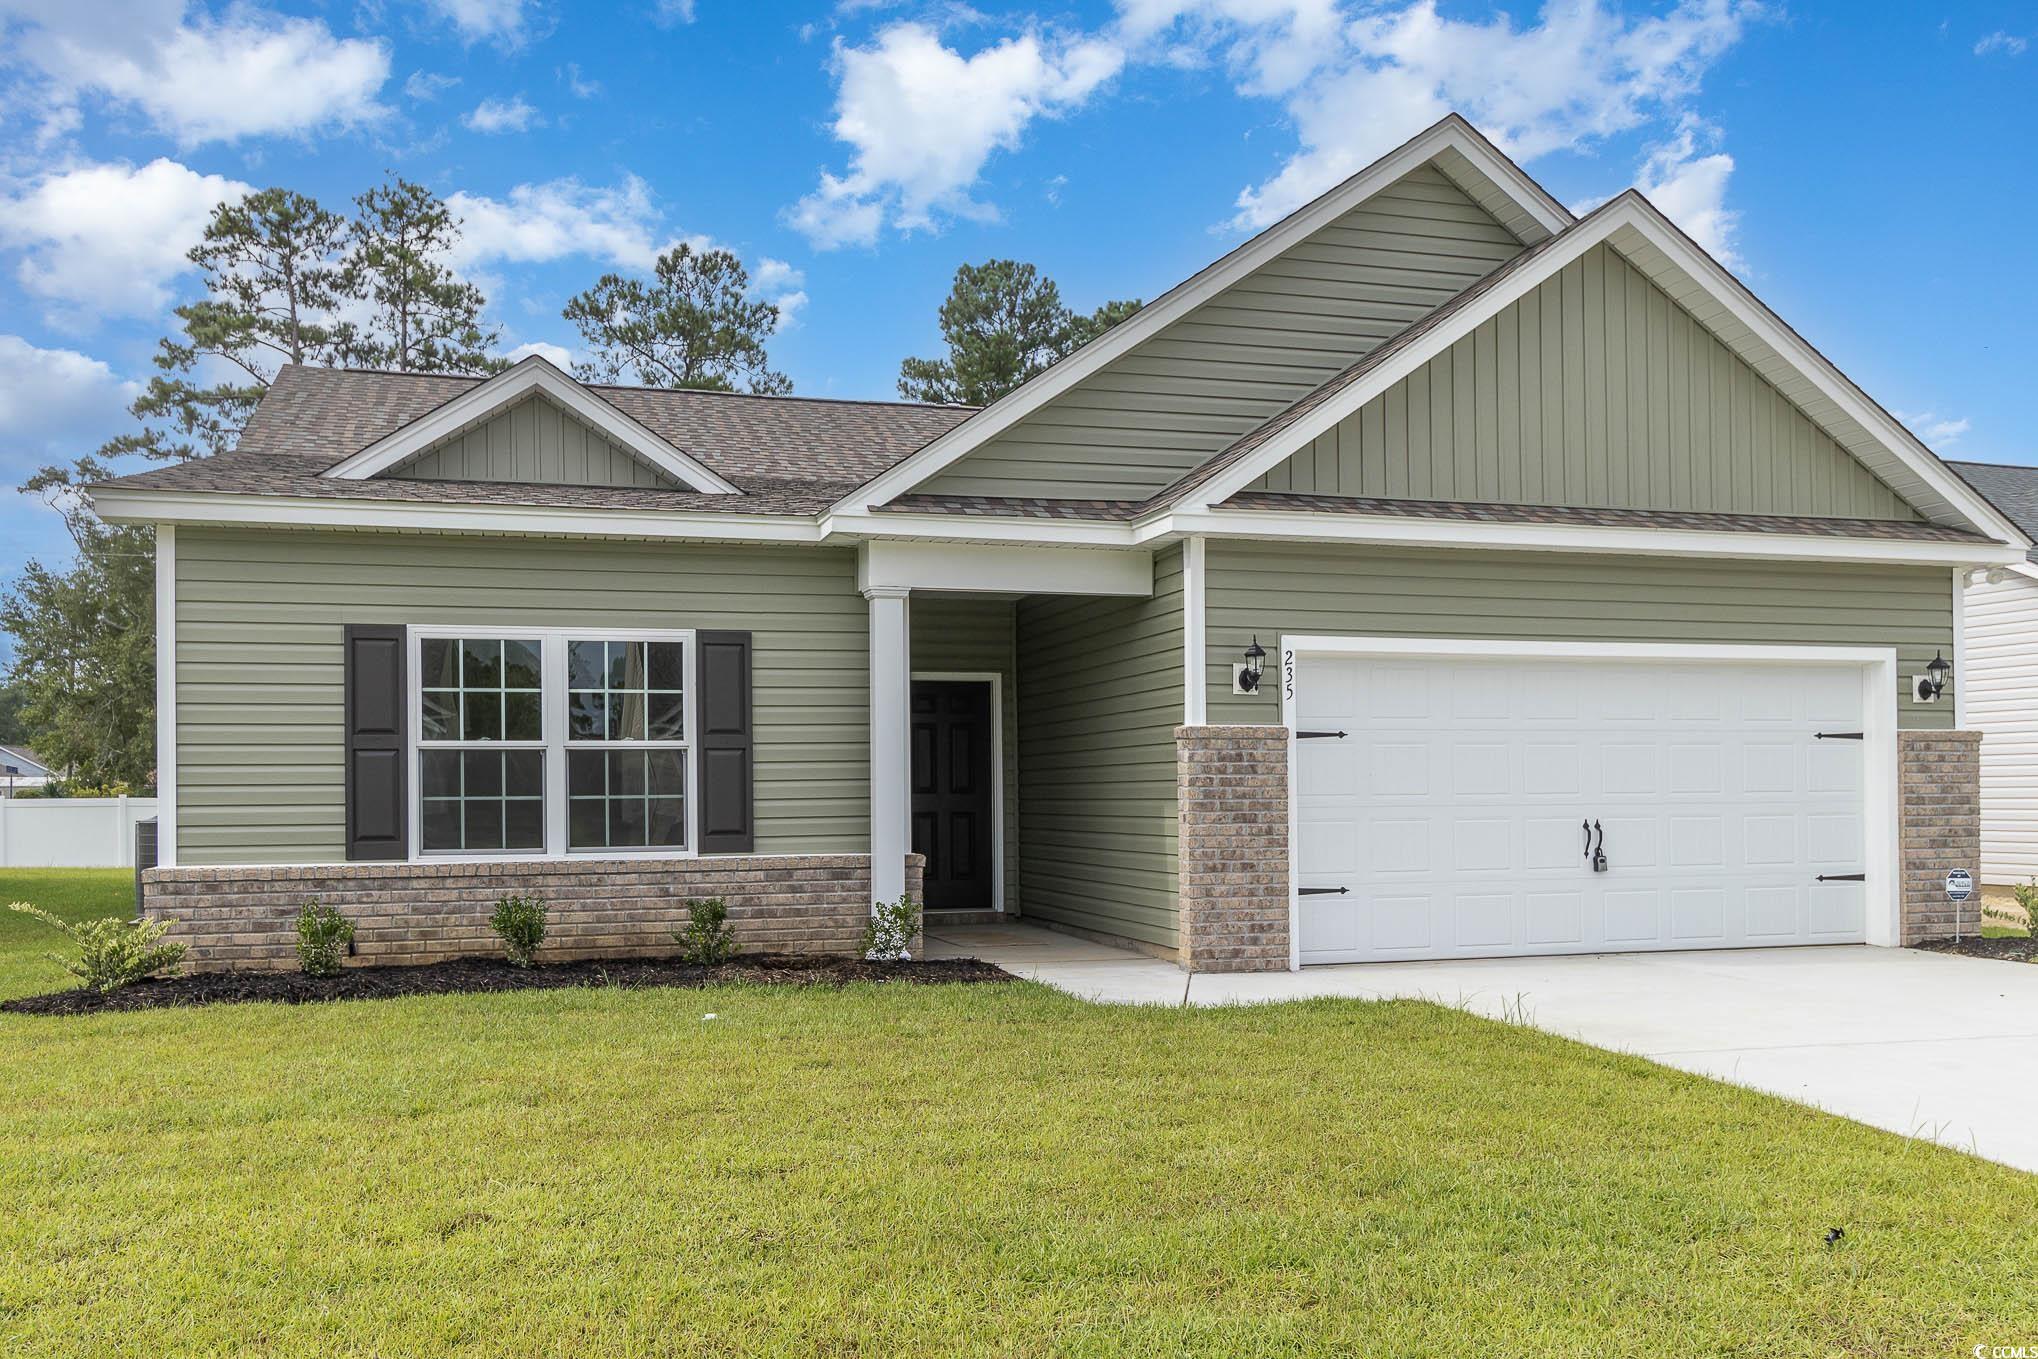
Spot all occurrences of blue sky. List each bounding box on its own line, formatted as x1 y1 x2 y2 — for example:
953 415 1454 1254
2 0 2036 602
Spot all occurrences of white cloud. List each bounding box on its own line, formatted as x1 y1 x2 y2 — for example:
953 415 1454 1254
789 22 1126 248
1974 31 2028 57
652 0 697 26
505 340 576 369
1116 0 1344 96
425 0 530 45
1634 115 1738 267
1894 410 1971 448
752 257 808 330
5 3 390 145
1226 0 1759 228
562 63 600 98
405 70 461 101
0 336 138 460
446 176 685 271
1 158 250 321
463 95 542 134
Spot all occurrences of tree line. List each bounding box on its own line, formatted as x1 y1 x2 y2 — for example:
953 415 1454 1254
1 174 1142 789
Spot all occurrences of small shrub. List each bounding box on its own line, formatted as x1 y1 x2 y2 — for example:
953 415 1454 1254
295 899 355 977
2011 879 2038 935
490 894 547 968
859 894 922 962
6 902 186 992
675 897 737 965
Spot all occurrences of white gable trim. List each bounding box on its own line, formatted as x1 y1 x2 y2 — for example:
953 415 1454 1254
321 356 742 495
833 115 1572 517
1181 194 2028 550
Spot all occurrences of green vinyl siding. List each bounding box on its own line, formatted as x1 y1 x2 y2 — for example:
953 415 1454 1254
392 395 677 489
911 595 1020 912
918 166 1526 500
1016 545 1184 951
174 529 866 865
1253 242 1920 520
1203 540 1954 729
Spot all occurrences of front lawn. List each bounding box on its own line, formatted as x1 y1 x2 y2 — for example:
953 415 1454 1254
1 870 2031 1355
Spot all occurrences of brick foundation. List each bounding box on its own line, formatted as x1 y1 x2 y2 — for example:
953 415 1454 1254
1177 724 1290 972
144 854 924 972
1898 731 1982 943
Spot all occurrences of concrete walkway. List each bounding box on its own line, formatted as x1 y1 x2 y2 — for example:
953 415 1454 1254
924 921 2038 1173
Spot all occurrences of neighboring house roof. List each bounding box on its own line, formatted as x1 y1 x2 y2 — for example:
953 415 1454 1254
1950 461 2038 561
0 744 52 778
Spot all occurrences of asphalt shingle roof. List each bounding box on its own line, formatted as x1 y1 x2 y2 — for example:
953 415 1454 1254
1949 461 2038 561
99 364 977 506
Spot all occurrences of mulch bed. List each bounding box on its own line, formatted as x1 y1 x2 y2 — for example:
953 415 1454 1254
1915 936 2038 964
0 953 1013 1016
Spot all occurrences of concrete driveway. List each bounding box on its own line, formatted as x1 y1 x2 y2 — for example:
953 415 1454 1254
925 923 2038 1173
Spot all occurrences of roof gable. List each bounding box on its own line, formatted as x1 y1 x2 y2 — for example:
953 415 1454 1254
388 391 683 490
843 114 1573 514
323 357 742 494
1249 240 1921 522
1163 193 2023 547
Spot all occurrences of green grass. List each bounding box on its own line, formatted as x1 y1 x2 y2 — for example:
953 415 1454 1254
1 870 2033 1355
0 869 134 1000
1982 921 2031 939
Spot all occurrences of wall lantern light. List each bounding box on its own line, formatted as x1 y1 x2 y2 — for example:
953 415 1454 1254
1914 650 1952 703
1235 636 1268 694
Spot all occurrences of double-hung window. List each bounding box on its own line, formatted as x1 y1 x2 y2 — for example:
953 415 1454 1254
411 628 694 859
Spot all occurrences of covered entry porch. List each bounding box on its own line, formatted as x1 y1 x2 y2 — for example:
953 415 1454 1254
858 540 1184 947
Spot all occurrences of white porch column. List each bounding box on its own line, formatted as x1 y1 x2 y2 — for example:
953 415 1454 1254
864 585 912 905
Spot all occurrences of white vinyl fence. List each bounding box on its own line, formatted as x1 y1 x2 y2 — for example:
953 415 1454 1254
0 796 159 868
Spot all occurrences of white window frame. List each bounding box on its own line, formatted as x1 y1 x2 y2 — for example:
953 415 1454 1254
407 625 699 863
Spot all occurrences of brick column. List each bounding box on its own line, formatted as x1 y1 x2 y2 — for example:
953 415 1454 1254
1897 730 1982 943
1177 725 1290 972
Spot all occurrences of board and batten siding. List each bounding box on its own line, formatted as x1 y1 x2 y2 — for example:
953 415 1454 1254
392 394 678 489
1016 545 1184 951
918 166 1527 500
1253 242 1920 521
1203 541 1954 730
174 529 866 865
1959 571 2038 882
911 595 1021 912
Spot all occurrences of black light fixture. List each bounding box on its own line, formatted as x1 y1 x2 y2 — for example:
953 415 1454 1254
1238 635 1268 693
1920 650 1952 701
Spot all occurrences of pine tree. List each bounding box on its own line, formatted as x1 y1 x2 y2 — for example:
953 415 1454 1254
343 176 503 375
897 259 1140 406
563 243 791 393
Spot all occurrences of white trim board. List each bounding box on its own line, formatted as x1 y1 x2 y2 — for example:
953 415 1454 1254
95 487 2028 569
323 356 742 495
835 115 1572 516
1180 193 2026 552
912 671 1007 914
1274 634 1903 966
154 524 176 868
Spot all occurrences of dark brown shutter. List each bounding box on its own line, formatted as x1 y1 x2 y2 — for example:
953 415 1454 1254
696 630 754 854
344 624 408 861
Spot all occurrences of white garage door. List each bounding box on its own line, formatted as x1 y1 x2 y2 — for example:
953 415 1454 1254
1293 653 1869 964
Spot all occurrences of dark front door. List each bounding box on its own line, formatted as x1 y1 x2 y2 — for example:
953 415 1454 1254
910 680 994 910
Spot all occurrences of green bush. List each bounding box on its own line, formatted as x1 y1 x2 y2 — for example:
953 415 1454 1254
490 894 548 968
859 895 922 962
675 897 737 965
6 902 186 992
295 899 355 977
2011 879 2038 934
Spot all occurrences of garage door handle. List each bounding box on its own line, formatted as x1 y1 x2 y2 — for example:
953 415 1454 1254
1297 887 1349 896
1815 873 1866 882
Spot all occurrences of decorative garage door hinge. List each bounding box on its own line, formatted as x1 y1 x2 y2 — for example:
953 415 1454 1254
1813 731 1864 740
1815 873 1866 882
1297 886 1350 896
1295 730 1348 739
